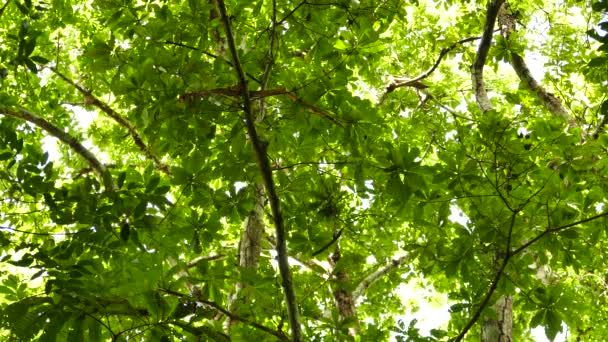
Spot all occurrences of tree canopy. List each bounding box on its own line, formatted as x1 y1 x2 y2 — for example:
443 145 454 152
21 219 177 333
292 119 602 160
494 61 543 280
0 0 607 341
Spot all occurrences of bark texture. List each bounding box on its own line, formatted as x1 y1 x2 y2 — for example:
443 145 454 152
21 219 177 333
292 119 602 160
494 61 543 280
225 184 266 331
481 296 513 342
471 0 505 113
497 2 571 121
329 228 358 338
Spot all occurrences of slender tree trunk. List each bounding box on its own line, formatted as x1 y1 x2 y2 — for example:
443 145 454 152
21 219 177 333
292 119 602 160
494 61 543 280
224 183 266 333
328 224 358 339
481 295 513 342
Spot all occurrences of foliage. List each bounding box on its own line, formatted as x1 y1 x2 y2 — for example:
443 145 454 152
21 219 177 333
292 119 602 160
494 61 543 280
0 0 606 341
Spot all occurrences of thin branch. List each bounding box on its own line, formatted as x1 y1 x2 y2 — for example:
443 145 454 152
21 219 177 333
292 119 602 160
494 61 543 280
216 1 303 341
311 228 343 256
352 255 410 300
186 254 226 268
159 288 289 341
471 0 505 113
164 40 262 84
283 92 343 126
50 67 171 175
180 87 289 101
0 0 11 19
181 86 343 126
0 225 85 236
385 35 481 96
272 160 351 171
452 212 516 342
277 0 307 25
0 106 115 191
511 211 608 256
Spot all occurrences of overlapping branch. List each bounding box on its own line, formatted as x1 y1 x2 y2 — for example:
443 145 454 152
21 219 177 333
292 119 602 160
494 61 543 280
216 0 303 340
0 106 116 191
384 36 482 97
159 287 289 341
50 67 171 175
181 86 343 126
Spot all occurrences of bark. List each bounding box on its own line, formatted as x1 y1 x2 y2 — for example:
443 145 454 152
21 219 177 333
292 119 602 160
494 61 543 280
1 106 115 191
497 3 571 122
481 296 513 342
328 228 358 338
225 184 266 332
471 0 505 113
51 67 172 175
352 255 410 300
217 1 303 339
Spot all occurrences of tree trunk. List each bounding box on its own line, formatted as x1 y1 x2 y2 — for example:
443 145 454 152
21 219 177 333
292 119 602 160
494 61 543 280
224 183 266 332
328 227 358 339
481 295 513 342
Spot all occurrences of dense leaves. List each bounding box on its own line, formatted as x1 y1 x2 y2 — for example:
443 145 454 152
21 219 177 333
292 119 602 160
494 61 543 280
0 0 606 341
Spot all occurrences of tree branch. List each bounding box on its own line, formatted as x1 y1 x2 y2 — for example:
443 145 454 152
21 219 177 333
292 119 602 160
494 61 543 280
0 106 115 191
159 288 289 341
311 228 342 257
181 86 343 126
497 3 571 122
50 67 171 175
0 0 11 19
385 35 482 96
352 255 410 300
471 0 505 113
451 212 516 342
215 1 303 341
511 210 608 256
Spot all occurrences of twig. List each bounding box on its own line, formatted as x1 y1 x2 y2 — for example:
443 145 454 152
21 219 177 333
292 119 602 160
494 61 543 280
0 225 85 236
216 1 303 341
277 0 307 25
511 211 608 256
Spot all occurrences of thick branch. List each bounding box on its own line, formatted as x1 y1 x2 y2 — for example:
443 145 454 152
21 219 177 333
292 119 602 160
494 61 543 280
497 3 571 121
50 67 171 175
352 255 409 300
216 1 303 341
471 0 505 113
1 106 115 191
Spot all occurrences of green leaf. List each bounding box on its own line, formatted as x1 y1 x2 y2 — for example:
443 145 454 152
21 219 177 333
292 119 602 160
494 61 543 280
23 58 37 73
171 167 191 185
145 175 161 193
544 310 563 341
30 55 50 64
